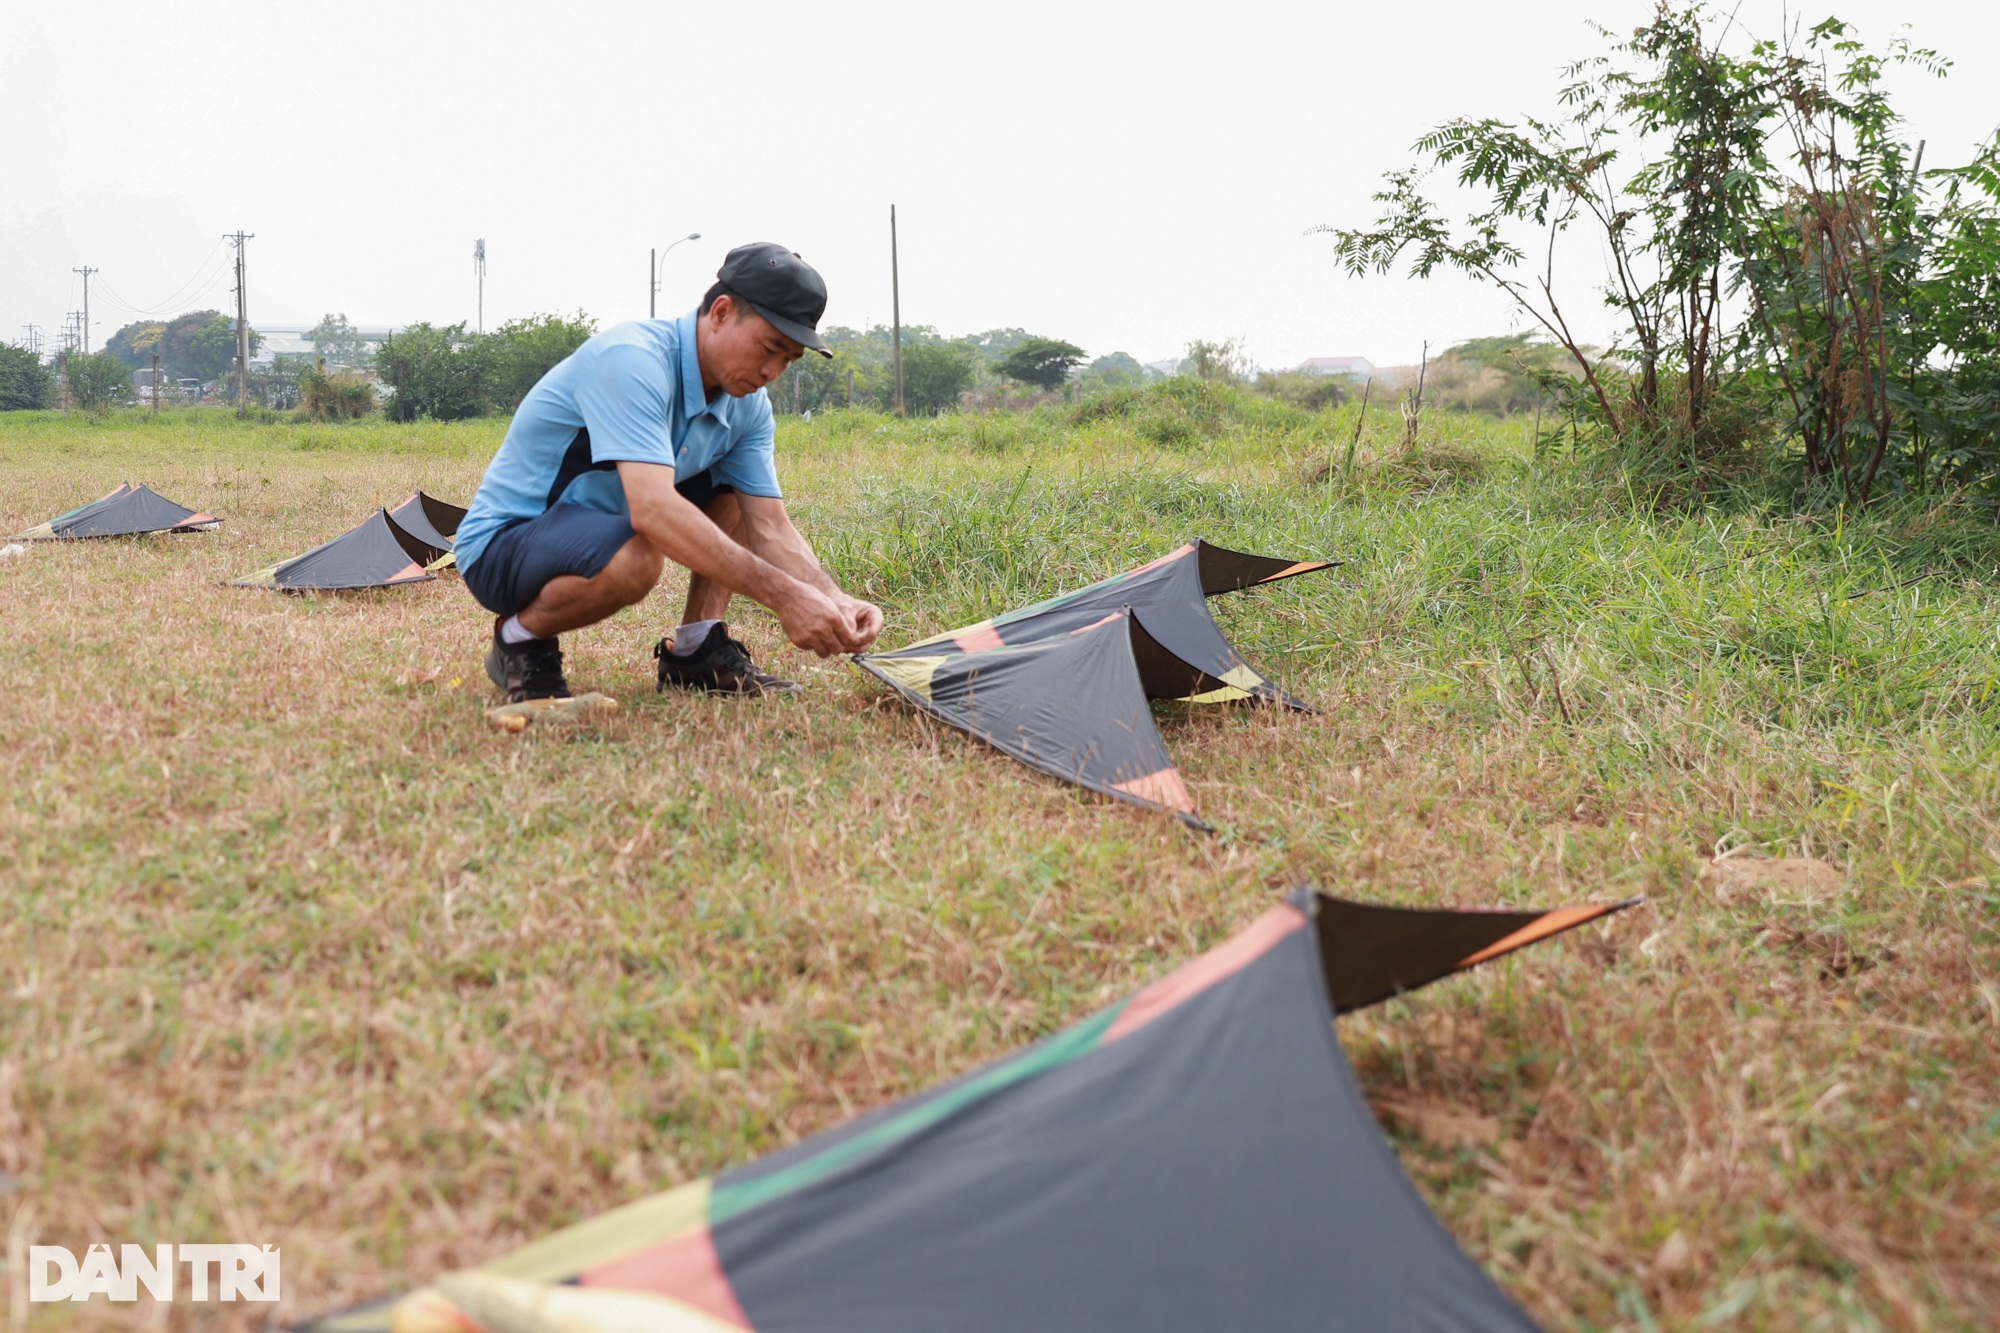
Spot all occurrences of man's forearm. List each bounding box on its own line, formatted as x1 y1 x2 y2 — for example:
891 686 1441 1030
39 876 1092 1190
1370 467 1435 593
632 493 806 613
754 522 842 599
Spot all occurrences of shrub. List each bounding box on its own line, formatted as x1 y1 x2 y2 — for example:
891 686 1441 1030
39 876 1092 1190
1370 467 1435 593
0 342 53 410
298 367 376 421
374 323 494 422
67 351 133 412
1254 371 1347 411
898 341 977 415
489 312 595 410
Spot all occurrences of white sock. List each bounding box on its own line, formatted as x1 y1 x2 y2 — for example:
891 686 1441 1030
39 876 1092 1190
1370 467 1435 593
499 615 540 645
670 619 722 656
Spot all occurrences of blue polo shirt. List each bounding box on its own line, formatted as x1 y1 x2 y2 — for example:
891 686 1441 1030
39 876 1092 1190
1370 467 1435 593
455 311 781 572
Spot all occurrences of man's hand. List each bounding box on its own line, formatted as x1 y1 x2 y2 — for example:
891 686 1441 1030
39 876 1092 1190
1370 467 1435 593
838 596 885 651
779 585 866 657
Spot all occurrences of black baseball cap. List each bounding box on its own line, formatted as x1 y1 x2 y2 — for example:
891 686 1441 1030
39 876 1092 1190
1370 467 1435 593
715 242 832 358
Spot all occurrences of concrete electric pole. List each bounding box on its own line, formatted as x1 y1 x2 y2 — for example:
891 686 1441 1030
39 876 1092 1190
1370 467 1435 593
72 267 97 353
226 231 254 416
474 238 486 335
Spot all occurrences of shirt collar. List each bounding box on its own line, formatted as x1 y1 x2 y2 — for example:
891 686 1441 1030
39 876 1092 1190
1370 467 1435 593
675 310 724 423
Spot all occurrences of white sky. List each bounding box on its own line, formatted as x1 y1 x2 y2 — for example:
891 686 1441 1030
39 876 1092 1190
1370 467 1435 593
4 1 1996 370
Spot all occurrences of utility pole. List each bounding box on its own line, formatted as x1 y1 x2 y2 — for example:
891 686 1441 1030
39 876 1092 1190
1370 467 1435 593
226 231 254 416
59 313 78 411
152 352 162 413
890 204 904 417
72 266 97 353
474 239 486 334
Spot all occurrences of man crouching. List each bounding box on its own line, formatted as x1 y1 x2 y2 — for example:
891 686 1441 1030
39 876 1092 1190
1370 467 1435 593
454 242 883 701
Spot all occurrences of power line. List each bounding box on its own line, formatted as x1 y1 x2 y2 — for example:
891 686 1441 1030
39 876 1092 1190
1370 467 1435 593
83 239 234 324
93 257 232 319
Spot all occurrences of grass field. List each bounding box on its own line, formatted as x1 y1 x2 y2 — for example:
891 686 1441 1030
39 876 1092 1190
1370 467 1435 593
2 399 1997 1331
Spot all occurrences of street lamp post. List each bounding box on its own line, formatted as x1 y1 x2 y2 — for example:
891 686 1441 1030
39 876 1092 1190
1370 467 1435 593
651 232 701 318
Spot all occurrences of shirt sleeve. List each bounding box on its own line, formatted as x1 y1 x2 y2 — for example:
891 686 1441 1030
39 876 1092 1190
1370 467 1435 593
708 391 783 498
571 342 676 468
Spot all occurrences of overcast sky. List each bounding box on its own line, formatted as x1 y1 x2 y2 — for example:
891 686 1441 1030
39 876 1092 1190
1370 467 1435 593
4 1 1996 371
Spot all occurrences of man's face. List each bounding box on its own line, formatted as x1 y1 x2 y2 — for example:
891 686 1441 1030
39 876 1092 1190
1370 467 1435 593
702 296 805 397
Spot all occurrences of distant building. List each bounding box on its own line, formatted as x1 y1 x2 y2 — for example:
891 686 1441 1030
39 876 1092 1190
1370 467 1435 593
250 324 400 366
1295 356 1375 380
1142 358 1183 379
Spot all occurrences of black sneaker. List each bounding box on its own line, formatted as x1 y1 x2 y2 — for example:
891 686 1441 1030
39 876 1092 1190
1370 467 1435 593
654 623 800 695
485 617 572 703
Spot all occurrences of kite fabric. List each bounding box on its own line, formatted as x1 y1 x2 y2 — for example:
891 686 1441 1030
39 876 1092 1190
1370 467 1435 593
300 888 1638 1333
385 490 466 570
231 508 437 591
857 609 1208 827
13 482 221 540
853 540 1336 823
898 539 1337 709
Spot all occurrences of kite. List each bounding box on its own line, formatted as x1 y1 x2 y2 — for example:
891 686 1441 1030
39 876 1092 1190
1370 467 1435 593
854 541 1337 824
301 888 1638 1333
231 508 437 591
385 490 467 570
13 482 220 540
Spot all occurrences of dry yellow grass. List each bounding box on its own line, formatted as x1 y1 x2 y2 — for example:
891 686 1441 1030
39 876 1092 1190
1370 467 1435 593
2 404 1996 1330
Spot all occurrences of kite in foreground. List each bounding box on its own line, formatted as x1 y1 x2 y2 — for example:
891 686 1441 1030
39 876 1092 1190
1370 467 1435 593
853 540 1336 826
301 888 1637 1333
13 482 220 540
231 491 466 591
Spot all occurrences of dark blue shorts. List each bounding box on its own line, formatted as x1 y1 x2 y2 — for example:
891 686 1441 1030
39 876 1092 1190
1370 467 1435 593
462 469 732 617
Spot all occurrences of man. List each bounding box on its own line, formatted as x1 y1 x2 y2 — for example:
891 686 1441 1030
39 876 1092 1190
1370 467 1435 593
455 242 883 702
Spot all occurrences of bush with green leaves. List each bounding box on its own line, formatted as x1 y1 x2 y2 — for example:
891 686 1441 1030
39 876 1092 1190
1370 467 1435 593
489 312 595 410
1070 375 1313 450
298 367 376 421
371 314 599 421
897 341 977 415
0 342 53 411
373 323 495 422
66 351 134 411
1253 370 1348 412
1420 335 1575 417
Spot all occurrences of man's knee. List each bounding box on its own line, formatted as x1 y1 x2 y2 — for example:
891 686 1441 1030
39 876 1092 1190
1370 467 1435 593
599 536 664 605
